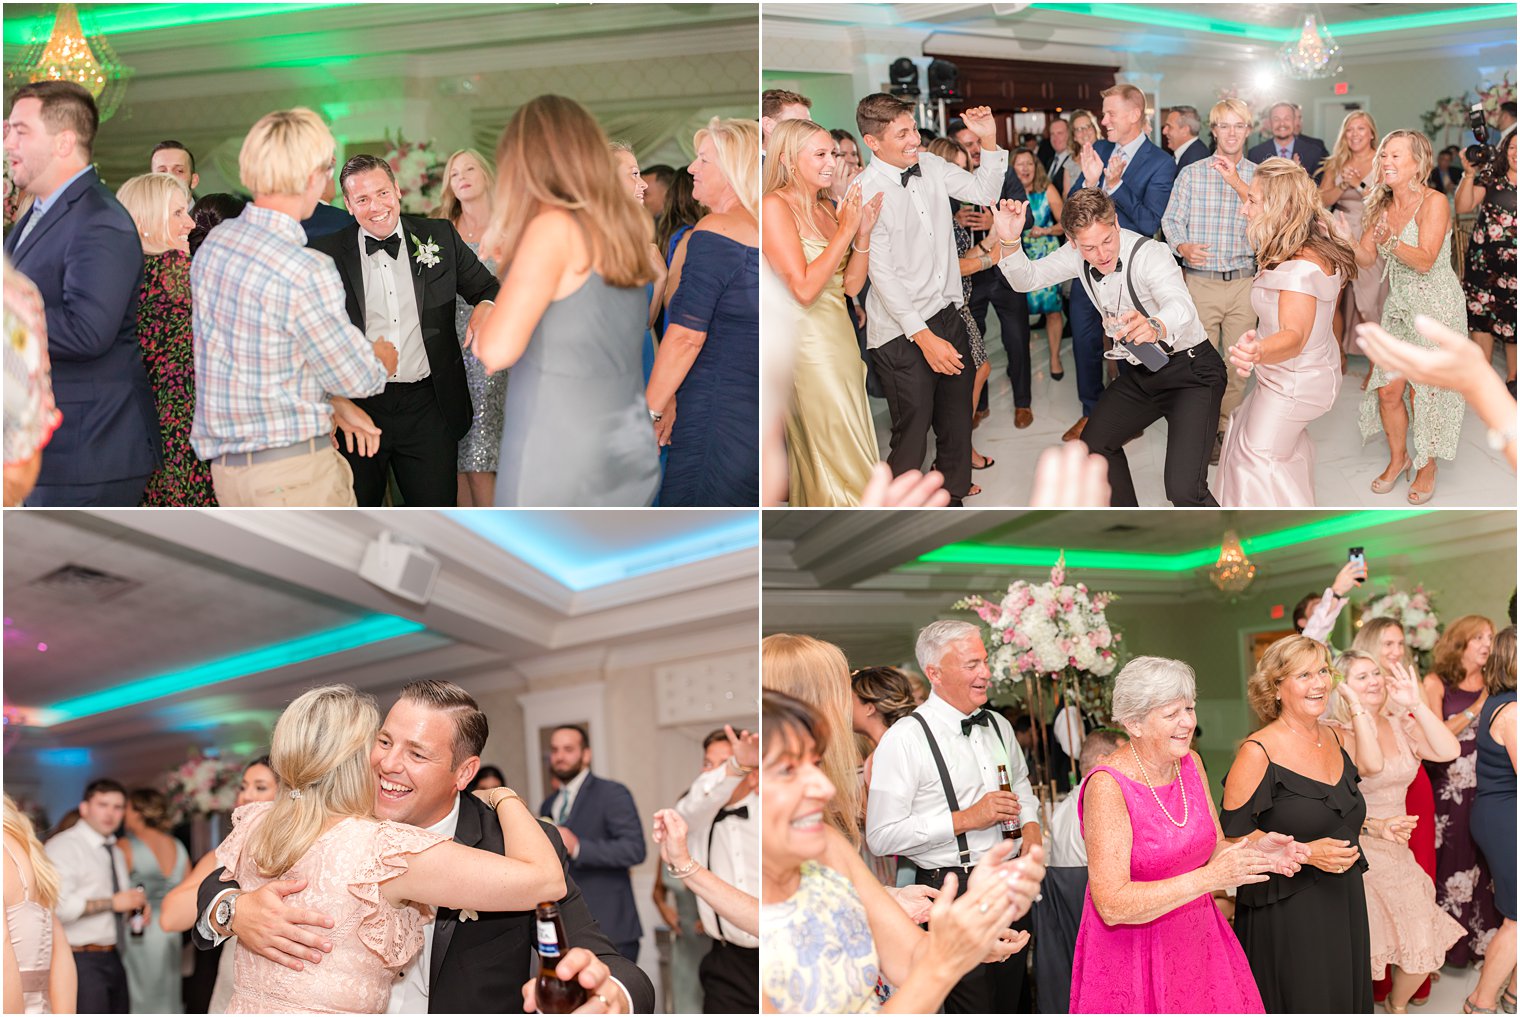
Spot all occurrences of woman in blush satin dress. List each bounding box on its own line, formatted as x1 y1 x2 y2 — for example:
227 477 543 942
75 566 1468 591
1215 158 1359 506
1319 111 1389 367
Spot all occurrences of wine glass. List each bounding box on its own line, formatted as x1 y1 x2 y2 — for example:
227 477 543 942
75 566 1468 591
1101 290 1131 361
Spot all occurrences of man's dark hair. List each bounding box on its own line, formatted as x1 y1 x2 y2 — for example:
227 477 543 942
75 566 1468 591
552 724 590 750
762 89 812 118
188 192 247 258
398 679 489 766
640 163 676 187
82 778 126 802
338 153 396 194
856 93 915 142
1012 714 1034 734
11 80 98 157
1501 100 1517 120
1060 187 1118 235
465 764 506 792
1292 592 1319 632
151 139 196 174
701 728 730 752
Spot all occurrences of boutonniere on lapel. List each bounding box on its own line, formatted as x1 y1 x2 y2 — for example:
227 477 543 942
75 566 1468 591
410 232 441 274
458 908 479 922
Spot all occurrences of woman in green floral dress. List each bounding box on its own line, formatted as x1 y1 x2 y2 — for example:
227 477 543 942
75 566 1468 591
1356 131 1467 504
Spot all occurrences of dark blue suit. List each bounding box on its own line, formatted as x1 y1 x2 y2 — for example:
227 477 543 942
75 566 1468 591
541 773 646 960
1175 138 1211 171
5 168 160 504
301 201 357 241
1247 135 1329 179
1065 137 1176 416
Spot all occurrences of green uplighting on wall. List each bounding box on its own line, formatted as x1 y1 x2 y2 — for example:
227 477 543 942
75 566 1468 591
39 614 425 725
916 510 1431 573
1027 3 1517 42
3 3 362 47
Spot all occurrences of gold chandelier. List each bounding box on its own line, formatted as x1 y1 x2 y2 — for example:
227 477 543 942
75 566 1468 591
1209 530 1257 595
7 5 133 122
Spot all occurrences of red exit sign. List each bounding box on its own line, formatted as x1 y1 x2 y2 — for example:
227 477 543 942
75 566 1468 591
1334 82 1350 95
1270 604 1285 620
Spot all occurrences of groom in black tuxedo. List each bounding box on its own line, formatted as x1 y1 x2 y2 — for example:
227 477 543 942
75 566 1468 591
191 680 653 1013
308 155 500 507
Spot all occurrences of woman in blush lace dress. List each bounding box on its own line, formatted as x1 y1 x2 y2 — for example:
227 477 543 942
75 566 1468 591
1330 650 1463 1013
1215 158 1358 506
213 686 563 1014
1071 657 1305 1013
4 795 75 1014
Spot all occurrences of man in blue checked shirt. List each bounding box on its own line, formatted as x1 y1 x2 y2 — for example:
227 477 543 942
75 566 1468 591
190 107 395 506
1162 97 1260 464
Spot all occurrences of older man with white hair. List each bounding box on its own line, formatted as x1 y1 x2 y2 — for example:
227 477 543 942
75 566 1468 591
866 618 1042 1013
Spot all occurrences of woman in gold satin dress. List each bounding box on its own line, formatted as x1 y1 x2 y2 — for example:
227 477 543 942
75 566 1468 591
762 118 883 506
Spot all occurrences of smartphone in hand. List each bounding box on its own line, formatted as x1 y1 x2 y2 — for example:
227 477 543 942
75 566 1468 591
1348 546 1366 582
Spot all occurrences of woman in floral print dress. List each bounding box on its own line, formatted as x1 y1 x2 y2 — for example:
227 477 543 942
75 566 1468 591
116 172 216 506
1422 615 1502 967
1457 132 1517 385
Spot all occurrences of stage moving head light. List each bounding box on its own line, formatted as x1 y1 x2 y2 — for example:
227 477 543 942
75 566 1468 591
927 59 959 100
889 57 921 98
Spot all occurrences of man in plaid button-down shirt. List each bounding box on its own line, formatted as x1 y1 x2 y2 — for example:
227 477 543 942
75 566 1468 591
190 108 393 506
1162 97 1260 461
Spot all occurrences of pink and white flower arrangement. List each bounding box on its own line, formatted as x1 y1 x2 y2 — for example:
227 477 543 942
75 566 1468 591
381 132 445 214
1478 72 1516 125
953 552 1122 708
161 750 242 826
1364 584 1441 654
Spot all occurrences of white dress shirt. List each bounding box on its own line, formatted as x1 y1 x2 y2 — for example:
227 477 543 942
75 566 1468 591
1047 789 1088 868
387 796 460 1014
865 694 1041 869
999 228 1205 353
857 148 1008 349
1171 136 1202 165
45 821 130 947
1105 134 1148 196
359 223 430 383
676 766 758 949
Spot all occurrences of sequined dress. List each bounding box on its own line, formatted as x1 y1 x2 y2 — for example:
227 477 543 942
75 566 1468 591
455 241 505 472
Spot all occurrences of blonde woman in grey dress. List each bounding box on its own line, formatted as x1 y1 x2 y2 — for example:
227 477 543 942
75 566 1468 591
434 149 506 506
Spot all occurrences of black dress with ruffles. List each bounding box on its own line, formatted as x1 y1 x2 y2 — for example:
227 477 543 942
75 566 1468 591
1221 739 1373 1014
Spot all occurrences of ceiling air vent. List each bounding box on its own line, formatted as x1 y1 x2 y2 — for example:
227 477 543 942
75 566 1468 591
29 564 141 602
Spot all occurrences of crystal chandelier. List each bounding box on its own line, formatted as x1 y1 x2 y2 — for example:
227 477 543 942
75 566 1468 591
1279 12 1342 81
1209 530 1257 595
6 5 134 123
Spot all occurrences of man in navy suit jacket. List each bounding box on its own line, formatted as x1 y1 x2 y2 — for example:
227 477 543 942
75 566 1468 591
5 81 160 505
1247 101 1329 178
1063 83 1176 437
1163 106 1211 171
541 726 647 962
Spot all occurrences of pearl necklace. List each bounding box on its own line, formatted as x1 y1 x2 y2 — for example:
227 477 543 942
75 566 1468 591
1130 742 1188 829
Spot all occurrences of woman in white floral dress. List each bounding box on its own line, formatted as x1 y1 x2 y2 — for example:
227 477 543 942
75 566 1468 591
1420 615 1501 967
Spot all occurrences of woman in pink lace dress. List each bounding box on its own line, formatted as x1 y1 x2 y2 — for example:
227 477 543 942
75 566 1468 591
214 685 564 1014
1330 650 1463 1013
1072 657 1307 1013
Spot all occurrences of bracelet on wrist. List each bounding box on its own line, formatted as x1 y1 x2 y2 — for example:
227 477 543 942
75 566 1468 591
729 757 756 775
851 240 870 254
665 859 699 879
998 238 1021 248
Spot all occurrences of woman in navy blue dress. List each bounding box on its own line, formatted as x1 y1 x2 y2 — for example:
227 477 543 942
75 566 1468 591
646 117 759 506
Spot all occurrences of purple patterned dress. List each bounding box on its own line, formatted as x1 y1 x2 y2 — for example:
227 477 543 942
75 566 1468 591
1430 684 1502 965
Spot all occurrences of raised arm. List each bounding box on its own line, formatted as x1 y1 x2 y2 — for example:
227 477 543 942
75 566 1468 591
1385 661 1459 762
760 190 857 307
652 808 756 936
383 791 564 912
992 200 1082 293
1453 152 1486 214
473 211 574 373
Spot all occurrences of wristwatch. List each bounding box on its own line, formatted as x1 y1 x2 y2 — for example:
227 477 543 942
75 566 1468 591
649 409 663 423
213 890 241 935
1146 316 1169 346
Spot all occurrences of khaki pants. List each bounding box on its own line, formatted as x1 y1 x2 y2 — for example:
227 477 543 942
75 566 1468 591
1185 273 1257 433
210 443 357 507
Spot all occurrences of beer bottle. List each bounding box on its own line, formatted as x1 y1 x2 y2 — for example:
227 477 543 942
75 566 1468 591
534 901 587 1014
996 765 1017 835
129 885 147 937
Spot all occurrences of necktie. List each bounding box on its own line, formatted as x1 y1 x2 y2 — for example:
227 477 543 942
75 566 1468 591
900 164 922 187
961 710 992 736
714 804 749 823
12 207 42 251
1278 145 1290 160
365 233 401 258
104 841 128 946
556 790 571 824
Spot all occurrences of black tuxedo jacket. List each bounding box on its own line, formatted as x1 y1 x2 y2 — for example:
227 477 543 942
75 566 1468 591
307 215 499 441
191 794 653 1014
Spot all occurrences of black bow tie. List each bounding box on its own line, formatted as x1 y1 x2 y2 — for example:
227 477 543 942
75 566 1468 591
714 805 749 823
900 163 922 187
365 233 401 259
1086 256 1124 283
961 710 993 736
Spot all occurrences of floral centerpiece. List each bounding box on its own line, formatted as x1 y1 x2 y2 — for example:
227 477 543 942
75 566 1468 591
1478 72 1516 127
1421 95 1473 140
954 553 1123 789
161 750 242 826
382 132 445 214
1363 583 1441 670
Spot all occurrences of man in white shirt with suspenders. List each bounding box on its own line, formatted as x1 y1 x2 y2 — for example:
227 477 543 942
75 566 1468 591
992 188 1227 506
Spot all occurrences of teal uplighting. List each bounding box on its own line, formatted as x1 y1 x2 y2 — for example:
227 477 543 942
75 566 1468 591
3 3 362 47
40 615 425 725
916 510 1431 573
1025 3 1516 42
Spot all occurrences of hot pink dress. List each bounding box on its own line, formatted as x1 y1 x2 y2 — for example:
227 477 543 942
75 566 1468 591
1070 754 1263 1014
215 802 448 1014
1216 259 1343 507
